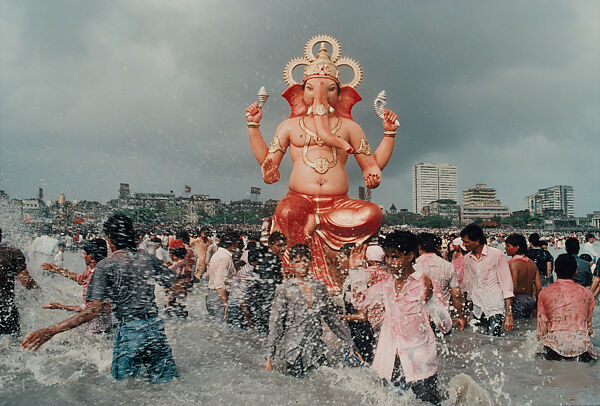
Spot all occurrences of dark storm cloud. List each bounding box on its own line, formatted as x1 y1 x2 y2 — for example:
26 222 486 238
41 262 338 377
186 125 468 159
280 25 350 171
1 0 598 214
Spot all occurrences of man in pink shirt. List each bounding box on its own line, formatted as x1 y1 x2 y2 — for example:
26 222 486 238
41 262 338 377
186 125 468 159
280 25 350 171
537 254 596 361
460 224 514 336
357 231 451 405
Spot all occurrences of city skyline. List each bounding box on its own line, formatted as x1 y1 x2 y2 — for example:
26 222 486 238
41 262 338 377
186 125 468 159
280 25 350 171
412 162 458 214
1 1 598 216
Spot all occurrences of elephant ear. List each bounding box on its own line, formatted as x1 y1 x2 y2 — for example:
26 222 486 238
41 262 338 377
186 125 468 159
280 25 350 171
282 84 307 118
336 87 362 121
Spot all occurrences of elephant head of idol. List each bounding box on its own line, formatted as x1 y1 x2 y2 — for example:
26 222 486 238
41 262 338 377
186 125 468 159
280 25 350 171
282 35 363 154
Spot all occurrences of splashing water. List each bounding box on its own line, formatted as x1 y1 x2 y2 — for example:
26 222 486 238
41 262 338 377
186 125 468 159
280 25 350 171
1 248 599 405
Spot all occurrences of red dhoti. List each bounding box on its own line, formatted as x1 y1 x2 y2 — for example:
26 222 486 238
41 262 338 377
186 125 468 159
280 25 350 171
274 190 382 290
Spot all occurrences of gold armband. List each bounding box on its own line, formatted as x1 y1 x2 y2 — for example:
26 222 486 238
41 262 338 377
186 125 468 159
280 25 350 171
268 136 286 154
384 130 396 137
247 122 260 128
354 138 372 155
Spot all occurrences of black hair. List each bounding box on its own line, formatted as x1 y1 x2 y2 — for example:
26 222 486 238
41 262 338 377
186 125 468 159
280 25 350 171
247 248 260 264
381 230 419 257
539 240 549 247
417 233 438 253
169 247 187 260
565 237 580 255
150 236 162 244
460 224 487 245
505 233 528 255
528 233 541 247
555 253 577 279
199 226 212 236
289 243 311 262
586 233 595 241
83 239 108 262
579 253 593 263
268 231 286 246
103 213 137 250
176 230 190 245
219 230 240 249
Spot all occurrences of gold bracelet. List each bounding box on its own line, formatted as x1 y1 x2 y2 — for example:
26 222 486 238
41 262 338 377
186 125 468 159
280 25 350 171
384 130 396 137
247 122 260 128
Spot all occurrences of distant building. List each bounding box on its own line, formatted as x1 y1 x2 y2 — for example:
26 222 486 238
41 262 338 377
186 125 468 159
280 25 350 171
461 184 509 224
427 199 460 223
530 185 574 218
412 162 458 214
388 204 397 215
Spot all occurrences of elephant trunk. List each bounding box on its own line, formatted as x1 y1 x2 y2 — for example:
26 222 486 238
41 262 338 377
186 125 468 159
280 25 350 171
311 84 353 154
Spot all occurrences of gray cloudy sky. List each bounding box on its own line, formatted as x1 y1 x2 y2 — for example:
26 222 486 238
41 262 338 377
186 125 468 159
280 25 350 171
1 0 598 215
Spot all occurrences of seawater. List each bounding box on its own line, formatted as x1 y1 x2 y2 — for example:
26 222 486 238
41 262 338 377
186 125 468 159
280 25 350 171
1 248 598 406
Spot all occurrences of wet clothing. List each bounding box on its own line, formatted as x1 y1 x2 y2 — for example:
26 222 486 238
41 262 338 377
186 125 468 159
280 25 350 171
205 289 226 321
463 245 513 319
0 244 26 335
543 346 594 362
286 354 328 378
86 249 178 382
86 250 176 321
473 313 504 336
415 252 459 307
572 255 593 287
226 263 255 329
342 269 375 363
537 279 596 359
512 293 535 319
112 316 178 382
527 247 552 286
360 271 451 383
267 278 353 372
388 356 441 405
0 305 19 335
76 265 112 333
248 248 283 333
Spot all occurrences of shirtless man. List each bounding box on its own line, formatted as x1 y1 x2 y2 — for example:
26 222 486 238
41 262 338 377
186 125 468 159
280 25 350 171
245 36 397 289
189 226 212 280
505 233 542 319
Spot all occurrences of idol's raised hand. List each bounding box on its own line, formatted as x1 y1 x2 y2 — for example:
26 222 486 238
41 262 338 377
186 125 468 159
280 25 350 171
245 102 262 124
382 109 399 132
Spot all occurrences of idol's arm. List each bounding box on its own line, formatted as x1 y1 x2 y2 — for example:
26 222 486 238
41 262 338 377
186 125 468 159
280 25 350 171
245 102 268 165
350 125 381 189
261 125 290 184
373 109 398 170
373 137 395 170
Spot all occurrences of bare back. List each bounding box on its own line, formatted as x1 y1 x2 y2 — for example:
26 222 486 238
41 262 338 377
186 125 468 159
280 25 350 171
510 258 539 296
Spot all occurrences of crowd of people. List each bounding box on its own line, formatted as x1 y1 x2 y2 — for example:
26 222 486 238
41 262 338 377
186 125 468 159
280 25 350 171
1 216 598 404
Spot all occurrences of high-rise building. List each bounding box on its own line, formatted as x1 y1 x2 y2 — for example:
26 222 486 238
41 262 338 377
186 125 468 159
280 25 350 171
461 184 510 223
412 162 458 214
530 185 574 218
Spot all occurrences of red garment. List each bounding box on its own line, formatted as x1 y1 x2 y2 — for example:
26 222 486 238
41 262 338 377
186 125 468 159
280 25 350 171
274 190 382 250
274 190 382 291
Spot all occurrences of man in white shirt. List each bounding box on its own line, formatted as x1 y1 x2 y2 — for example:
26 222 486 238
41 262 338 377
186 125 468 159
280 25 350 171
460 224 514 336
415 233 466 330
581 233 600 264
206 230 239 321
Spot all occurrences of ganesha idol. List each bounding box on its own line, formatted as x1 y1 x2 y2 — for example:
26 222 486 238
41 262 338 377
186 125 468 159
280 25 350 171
245 35 398 292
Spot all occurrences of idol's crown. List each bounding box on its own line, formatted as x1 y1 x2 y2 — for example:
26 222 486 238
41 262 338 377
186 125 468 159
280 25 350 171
284 35 363 89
